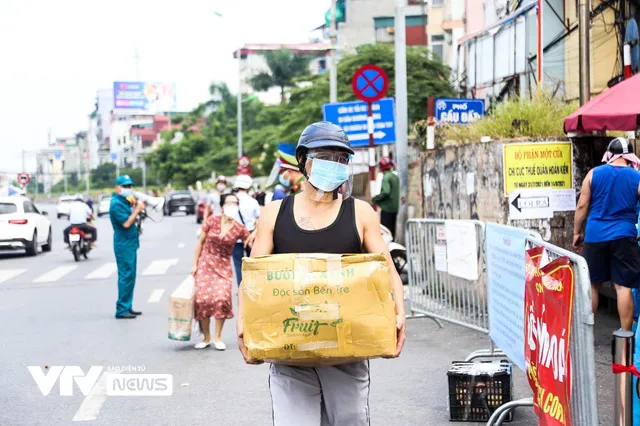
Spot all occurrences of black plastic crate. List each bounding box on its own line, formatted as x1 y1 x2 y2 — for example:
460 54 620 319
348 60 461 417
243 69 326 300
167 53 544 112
447 360 514 422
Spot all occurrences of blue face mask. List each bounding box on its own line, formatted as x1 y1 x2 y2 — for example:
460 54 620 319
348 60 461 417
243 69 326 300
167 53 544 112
278 174 291 188
120 188 132 198
308 158 350 192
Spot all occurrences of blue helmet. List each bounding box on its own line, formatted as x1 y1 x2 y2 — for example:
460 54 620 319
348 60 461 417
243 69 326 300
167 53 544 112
295 122 354 158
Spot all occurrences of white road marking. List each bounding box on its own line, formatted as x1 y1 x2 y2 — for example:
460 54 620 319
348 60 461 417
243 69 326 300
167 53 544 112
147 289 165 303
33 266 78 283
85 263 117 280
0 269 27 284
141 259 178 276
72 371 110 422
177 243 185 249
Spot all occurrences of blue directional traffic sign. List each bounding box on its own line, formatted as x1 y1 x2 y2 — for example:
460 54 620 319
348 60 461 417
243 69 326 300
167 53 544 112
54 152 62 160
110 152 117 161
435 98 485 124
323 98 396 147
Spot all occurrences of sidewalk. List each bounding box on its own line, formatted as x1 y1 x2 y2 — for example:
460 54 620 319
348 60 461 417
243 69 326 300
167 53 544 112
396 305 618 425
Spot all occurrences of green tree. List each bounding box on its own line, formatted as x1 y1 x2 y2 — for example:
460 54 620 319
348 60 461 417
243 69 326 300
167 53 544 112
147 44 455 185
90 163 117 188
278 43 455 141
249 48 314 103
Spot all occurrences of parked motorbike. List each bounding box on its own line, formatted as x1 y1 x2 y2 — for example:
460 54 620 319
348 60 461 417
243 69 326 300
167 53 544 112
380 224 408 285
69 226 93 262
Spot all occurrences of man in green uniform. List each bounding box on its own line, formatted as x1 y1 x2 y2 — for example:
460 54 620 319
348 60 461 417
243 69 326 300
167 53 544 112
278 163 306 195
109 175 146 319
372 156 400 238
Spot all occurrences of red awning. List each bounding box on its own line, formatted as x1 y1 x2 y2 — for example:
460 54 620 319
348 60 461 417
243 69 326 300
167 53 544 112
564 74 640 133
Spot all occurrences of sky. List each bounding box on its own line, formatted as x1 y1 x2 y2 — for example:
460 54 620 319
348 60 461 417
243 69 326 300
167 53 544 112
0 0 329 174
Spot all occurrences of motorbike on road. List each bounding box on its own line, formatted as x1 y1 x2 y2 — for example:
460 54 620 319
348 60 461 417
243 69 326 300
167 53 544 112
69 226 93 261
380 224 408 285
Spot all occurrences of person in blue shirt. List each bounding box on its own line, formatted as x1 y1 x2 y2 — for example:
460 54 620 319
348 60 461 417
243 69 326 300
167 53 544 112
109 175 146 319
573 137 640 331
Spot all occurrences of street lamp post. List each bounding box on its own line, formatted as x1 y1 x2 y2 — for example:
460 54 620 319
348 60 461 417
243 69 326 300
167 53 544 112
237 47 243 159
213 10 244 160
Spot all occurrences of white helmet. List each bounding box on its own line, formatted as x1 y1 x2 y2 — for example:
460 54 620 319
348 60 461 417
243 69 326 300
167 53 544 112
75 193 84 201
234 174 253 190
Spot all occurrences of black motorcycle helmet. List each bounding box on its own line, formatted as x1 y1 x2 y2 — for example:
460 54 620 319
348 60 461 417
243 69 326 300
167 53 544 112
295 121 354 176
607 137 633 155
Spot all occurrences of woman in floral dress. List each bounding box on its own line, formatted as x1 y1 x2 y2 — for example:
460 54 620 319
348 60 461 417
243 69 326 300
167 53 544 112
190 193 249 350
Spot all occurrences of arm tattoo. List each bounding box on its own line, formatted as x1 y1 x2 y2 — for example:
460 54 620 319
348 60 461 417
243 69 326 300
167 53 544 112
298 216 315 230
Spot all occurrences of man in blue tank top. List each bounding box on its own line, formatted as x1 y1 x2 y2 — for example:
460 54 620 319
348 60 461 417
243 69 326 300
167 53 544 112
573 137 640 331
237 122 406 426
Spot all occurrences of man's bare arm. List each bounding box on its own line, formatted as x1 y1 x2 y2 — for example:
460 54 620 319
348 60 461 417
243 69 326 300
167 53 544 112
237 200 280 364
357 199 406 357
573 170 592 235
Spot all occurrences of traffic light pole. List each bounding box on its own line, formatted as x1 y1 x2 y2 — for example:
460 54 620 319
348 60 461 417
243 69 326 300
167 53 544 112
237 47 243 159
329 0 338 103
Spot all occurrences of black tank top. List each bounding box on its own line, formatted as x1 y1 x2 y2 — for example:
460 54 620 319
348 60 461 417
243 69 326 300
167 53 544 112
273 195 363 254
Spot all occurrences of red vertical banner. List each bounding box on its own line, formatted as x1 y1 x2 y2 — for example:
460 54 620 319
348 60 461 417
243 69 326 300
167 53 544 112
524 246 574 426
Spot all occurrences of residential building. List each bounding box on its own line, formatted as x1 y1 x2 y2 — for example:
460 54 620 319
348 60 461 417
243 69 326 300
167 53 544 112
457 0 630 104
110 115 155 168
457 0 546 101
329 0 429 51
36 135 85 193
94 89 115 165
233 43 331 105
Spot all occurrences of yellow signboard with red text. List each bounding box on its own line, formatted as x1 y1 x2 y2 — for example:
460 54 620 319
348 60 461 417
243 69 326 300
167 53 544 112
503 142 573 196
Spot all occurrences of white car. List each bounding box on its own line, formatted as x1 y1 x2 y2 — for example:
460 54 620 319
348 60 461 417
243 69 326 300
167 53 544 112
97 194 112 217
56 195 75 219
0 196 52 256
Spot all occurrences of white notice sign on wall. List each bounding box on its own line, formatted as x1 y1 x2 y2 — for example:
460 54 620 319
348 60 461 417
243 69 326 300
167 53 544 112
445 221 479 281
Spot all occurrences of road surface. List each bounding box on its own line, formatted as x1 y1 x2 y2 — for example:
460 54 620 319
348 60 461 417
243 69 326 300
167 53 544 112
0 203 616 425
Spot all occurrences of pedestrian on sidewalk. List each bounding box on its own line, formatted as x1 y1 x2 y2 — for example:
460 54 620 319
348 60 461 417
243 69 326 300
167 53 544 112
190 193 250 350
237 121 406 426
372 156 400 238
204 176 229 221
230 174 260 286
110 175 146 319
573 137 640 331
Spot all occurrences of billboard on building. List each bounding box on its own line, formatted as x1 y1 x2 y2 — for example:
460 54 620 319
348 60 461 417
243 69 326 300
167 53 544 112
113 82 176 115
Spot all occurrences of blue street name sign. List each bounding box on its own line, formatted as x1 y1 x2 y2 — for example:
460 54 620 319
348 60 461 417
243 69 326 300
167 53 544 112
110 152 117 161
435 98 485 124
322 98 396 147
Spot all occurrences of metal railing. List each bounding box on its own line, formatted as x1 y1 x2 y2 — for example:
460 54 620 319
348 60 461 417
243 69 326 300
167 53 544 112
405 219 599 425
486 235 598 425
406 219 491 333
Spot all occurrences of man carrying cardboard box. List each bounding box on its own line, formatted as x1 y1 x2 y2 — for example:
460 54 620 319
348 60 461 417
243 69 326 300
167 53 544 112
237 121 406 426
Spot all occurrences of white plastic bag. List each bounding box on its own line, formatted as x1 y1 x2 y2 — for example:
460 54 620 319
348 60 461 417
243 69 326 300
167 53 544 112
191 319 204 342
168 276 196 341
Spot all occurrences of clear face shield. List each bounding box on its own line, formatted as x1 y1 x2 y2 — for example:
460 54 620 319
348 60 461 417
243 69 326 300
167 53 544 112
305 150 354 202
265 159 284 189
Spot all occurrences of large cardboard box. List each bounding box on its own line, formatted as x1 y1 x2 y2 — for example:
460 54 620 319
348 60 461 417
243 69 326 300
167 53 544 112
242 253 397 366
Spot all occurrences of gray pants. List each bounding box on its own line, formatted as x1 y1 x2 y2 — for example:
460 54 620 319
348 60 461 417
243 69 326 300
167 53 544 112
269 361 371 426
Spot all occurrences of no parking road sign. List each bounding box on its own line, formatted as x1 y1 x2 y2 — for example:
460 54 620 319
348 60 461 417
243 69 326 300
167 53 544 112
351 65 389 103
17 172 30 186
350 64 390 196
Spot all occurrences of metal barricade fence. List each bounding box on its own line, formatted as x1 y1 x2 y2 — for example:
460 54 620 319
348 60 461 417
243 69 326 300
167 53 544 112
485 235 598 425
406 219 599 425
406 219 490 333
